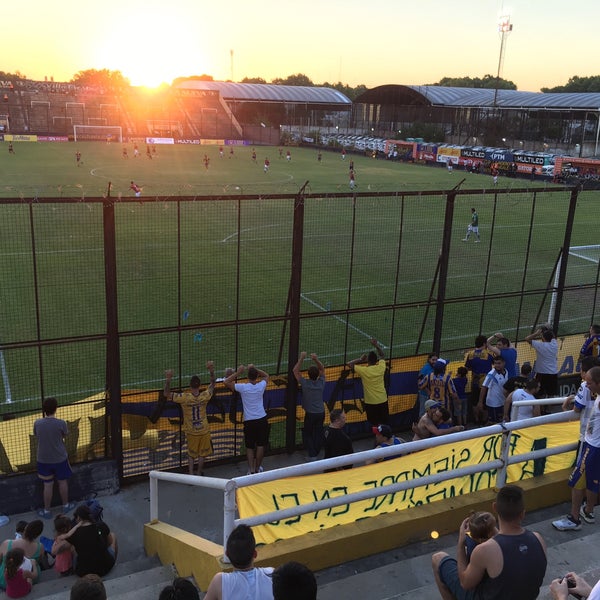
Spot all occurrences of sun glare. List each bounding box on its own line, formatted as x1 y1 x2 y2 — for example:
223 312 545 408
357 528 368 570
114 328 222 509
98 7 212 88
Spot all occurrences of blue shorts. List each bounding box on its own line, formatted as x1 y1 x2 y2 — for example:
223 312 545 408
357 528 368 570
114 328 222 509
438 556 475 600
37 459 72 481
568 442 600 493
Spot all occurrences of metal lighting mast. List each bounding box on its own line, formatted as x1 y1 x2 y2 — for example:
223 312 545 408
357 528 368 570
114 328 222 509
493 15 513 108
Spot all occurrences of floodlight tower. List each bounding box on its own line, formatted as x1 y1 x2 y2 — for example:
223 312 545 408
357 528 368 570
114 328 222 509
493 15 513 108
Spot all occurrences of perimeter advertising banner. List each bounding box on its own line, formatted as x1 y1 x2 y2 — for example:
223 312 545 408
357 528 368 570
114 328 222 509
4 134 37 142
237 421 578 544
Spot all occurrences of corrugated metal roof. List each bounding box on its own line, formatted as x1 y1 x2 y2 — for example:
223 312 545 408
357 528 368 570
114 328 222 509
174 80 351 105
406 86 600 110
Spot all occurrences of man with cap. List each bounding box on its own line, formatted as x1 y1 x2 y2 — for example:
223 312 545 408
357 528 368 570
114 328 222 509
366 424 403 464
418 358 458 413
413 399 465 440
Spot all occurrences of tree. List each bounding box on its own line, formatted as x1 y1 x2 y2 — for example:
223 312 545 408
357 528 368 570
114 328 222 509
70 69 130 90
0 70 26 80
541 75 600 93
321 81 368 101
241 77 267 84
431 74 517 90
271 73 314 86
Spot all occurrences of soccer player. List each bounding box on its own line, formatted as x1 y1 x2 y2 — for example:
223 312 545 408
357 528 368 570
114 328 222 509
349 169 356 190
129 181 142 197
463 208 480 242
163 362 216 476
263 157 270 173
75 151 81 166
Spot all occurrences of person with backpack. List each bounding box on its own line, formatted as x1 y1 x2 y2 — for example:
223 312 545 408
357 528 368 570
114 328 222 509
56 504 117 577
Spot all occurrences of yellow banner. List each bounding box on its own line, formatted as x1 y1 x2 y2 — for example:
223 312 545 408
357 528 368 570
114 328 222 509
5 134 38 142
237 421 578 544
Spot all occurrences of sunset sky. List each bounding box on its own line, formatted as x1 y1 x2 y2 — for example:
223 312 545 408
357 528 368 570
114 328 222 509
2 0 598 92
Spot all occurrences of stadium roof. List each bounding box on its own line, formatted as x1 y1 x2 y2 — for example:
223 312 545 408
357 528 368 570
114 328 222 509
173 80 351 106
355 85 600 111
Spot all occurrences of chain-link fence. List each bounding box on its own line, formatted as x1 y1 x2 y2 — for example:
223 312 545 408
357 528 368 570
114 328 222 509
0 185 593 479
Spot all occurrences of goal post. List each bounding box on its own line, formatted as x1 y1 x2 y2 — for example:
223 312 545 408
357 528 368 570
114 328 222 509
73 124 122 143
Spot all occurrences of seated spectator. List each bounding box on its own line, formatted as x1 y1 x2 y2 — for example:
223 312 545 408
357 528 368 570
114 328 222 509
549 572 599 600
70 574 106 600
204 524 273 600
58 505 117 577
159 577 199 600
272 561 317 600
0 520 46 589
51 515 74 576
4 547 37 598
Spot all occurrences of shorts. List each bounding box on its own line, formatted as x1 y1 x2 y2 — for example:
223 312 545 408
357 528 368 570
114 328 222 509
467 225 479 235
37 459 72 481
365 401 389 427
486 405 503 423
185 431 213 459
244 417 269 450
438 556 475 600
454 397 467 419
568 442 600 493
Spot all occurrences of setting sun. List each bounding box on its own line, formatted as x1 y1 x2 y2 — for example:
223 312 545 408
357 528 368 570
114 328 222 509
96 7 213 87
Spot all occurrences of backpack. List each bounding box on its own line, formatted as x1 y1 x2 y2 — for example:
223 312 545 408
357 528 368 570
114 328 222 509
85 497 104 523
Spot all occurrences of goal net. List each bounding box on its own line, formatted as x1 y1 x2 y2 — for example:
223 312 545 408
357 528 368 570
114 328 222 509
549 245 600 326
73 124 122 143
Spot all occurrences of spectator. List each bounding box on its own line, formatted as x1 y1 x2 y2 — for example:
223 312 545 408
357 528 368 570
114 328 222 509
465 336 493 420
204 524 273 600
159 578 199 600
432 485 547 600
51 515 74 577
4 547 37 598
503 362 533 395
272 562 317 600
552 365 600 531
478 356 509 424
504 379 541 421
0 520 46 589
347 338 389 426
59 504 117 577
417 353 438 418
33 397 75 519
525 327 559 398
293 352 326 461
412 400 464 440
418 359 458 413
366 424 403 464
70 574 107 600
452 367 469 427
163 362 216 476
224 364 270 475
579 324 600 361
486 332 518 379
549 572 599 600
323 409 353 471
463 511 498 561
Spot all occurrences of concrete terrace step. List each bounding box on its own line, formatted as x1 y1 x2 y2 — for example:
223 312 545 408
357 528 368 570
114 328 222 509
316 506 600 600
27 558 175 600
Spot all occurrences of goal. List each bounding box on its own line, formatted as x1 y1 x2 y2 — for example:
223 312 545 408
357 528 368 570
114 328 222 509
73 124 122 143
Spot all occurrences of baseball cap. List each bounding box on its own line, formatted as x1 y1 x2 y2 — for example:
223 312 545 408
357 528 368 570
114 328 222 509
425 399 443 411
372 424 393 438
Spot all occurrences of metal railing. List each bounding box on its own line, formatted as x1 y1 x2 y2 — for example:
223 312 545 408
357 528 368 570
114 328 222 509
148 401 579 549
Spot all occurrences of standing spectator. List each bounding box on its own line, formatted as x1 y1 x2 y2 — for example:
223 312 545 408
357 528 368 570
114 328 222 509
163 362 216 476
292 352 326 461
272 562 317 600
417 353 438 417
503 362 532 395
33 397 75 519
432 485 547 600
478 356 509 424
552 364 600 530
486 332 518 379
323 409 354 471
418 359 458 413
525 326 559 398
579 324 600 361
465 336 493 420
347 338 389 426
204 524 273 600
452 366 469 427
224 365 270 474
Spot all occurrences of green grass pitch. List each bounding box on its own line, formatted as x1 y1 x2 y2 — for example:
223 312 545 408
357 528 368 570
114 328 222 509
0 141 598 410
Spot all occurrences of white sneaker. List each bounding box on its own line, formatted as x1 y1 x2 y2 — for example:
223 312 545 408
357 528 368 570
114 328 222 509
580 505 595 524
475 240 481 243
258 466 264 473
552 514 581 531
462 238 469 242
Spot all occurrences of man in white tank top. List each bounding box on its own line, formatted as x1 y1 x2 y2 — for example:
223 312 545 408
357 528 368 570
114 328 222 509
204 524 273 600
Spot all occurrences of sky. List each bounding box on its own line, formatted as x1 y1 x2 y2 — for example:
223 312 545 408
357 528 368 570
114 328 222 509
2 0 598 92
